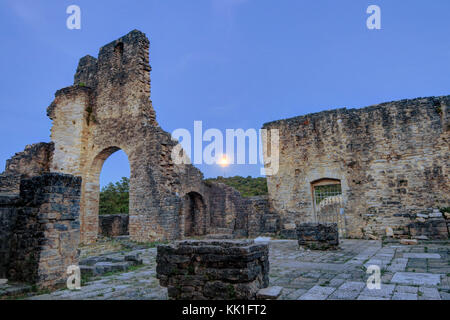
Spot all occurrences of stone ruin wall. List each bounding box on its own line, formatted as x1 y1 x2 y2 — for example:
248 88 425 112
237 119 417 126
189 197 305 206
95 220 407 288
4 28 447 263
263 96 449 239
0 30 270 252
98 214 129 238
0 142 54 194
0 173 81 288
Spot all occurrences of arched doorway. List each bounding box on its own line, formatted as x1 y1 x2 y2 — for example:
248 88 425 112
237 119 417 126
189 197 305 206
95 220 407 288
183 192 206 237
81 147 130 243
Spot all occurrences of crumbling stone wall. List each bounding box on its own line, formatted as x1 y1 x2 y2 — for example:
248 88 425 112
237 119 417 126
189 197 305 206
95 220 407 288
0 142 54 194
246 196 281 238
47 30 209 243
205 182 248 237
99 214 129 237
2 173 81 288
156 240 269 300
4 142 54 178
263 96 449 239
0 30 273 246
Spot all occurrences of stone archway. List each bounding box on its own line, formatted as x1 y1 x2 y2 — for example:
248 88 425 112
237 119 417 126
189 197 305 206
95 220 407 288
183 192 207 237
46 30 207 244
81 146 130 243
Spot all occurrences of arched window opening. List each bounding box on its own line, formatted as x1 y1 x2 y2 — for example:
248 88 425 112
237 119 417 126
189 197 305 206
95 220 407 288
310 178 346 237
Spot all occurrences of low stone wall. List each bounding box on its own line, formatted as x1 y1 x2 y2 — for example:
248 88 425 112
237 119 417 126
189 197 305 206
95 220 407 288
98 214 129 237
5 173 81 288
408 218 449 240
296 223 339 250
156 240 269 300
390 208 449 240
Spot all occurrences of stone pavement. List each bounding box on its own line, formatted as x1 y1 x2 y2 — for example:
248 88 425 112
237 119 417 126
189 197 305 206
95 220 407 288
6 239 449 300
272 240 450 300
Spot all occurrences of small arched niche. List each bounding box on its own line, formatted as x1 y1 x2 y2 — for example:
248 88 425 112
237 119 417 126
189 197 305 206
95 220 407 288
183 192 206 237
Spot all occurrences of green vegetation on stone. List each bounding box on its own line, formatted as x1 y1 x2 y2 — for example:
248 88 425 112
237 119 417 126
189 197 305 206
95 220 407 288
204 176 268 197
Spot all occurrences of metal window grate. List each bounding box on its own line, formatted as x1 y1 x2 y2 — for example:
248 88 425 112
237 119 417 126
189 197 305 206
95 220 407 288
313 183 346 238
313 184 342 206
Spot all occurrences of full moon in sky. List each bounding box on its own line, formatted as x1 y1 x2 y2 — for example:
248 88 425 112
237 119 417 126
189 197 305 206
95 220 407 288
218 155 229 167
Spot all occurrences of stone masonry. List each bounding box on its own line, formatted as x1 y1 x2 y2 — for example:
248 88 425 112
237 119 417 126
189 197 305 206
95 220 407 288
98 214 129 237
296 223 339 250
1 173 81 288
1 30 266 245
263 96 449 239
156 240 269 300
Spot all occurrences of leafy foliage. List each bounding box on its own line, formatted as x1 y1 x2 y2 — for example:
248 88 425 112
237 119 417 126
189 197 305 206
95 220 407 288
99 177 129 215
204 176 268 197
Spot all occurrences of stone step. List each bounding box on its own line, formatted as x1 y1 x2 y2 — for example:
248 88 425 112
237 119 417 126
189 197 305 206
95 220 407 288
204 234 234 239
257 286 283 300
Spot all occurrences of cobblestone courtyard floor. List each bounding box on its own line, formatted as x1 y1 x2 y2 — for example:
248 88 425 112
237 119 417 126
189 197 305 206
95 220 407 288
8 239 450 300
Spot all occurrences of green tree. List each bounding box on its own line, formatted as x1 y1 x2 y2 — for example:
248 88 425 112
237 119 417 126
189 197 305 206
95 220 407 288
99 177 129 215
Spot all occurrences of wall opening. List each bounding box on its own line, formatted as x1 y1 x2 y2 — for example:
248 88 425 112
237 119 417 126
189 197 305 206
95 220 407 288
310 178 346 237
82 147 130 242
184 192 206 237
98 149 130 238
113 42 124 68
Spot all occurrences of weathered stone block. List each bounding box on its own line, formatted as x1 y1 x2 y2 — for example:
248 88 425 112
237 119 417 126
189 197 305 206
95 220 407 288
408 218 449 240
157 240 269 300
98 214 129 237
296 223 339 250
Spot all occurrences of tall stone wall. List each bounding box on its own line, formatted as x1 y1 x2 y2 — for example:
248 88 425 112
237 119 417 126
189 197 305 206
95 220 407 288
47 30 207 243
263 96 449 238
0 30 273 245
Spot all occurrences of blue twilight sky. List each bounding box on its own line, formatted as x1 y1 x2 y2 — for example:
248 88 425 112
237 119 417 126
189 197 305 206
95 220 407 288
0 0 449 187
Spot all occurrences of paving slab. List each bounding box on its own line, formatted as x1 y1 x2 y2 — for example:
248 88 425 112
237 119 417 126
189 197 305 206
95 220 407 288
257 286 283 300
392 292 418 300
395 285 418 294
418 287 441 300
357 295 390 300
391 272 442 286
403 253 441 259
360 284 395 298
